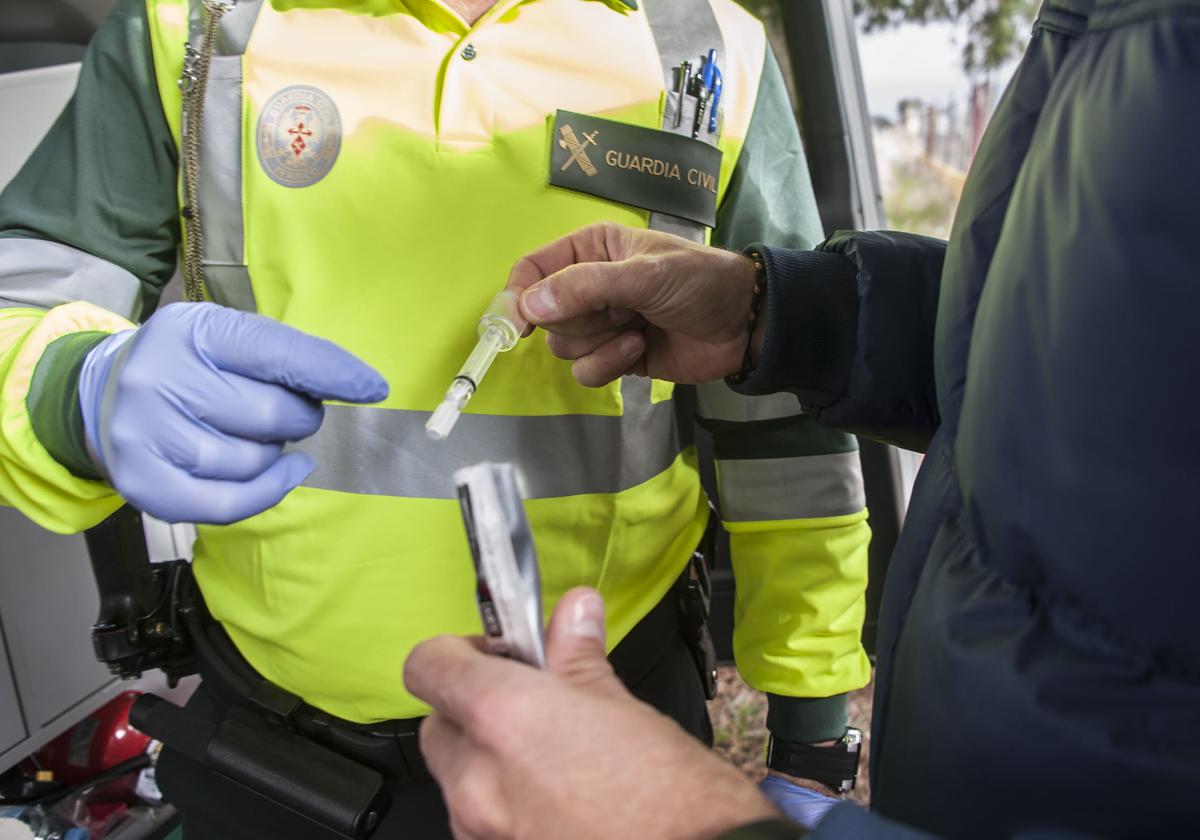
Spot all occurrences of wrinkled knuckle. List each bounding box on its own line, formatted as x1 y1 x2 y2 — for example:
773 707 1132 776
508 256 537 289
643 254 666 285
154 302 191 328
484 705 529 755
114 357 156 396
171 303 206 340
275 332 304 391
545 332 571 360
195 305 244 359
177 435 210 476
206 492 244 525
107 424 142 461
606 221 633 256
403 646 430 688
560 657 617 690
245 394 283 432
452 775 498 840
462 687 504 734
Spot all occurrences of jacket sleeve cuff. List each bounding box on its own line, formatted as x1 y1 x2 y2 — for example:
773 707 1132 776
715 818 805 840
766 693 849 744
810 802 938 838
730 246 858 405
26 331 109 480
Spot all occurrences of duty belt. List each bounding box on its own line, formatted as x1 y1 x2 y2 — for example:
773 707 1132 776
131 534 715 839
176 574 427 777
190 554 713 751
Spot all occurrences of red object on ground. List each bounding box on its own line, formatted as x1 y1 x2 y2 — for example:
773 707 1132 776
22 691 151 797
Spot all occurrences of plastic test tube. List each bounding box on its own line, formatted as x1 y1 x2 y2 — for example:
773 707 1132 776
426 290 529 441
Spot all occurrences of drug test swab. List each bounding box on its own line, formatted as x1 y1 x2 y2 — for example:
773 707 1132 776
426 290 528 441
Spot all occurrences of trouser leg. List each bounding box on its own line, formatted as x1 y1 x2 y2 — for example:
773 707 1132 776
625 630 714 746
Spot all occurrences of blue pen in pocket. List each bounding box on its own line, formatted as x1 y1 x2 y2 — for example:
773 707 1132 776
691 49 718 138
691 49 723 138
707 63 723 134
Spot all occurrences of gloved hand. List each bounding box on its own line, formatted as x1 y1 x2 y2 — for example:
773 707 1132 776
78 302 388 524
758 773 840 831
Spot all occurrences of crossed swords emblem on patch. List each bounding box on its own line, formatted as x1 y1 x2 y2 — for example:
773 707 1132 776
558 124 600 177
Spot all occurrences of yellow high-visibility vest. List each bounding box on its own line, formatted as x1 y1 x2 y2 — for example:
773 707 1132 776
141 0 768 721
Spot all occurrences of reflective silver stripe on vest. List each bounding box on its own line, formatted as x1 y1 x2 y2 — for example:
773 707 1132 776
695 380 804 423
642 0 724 244
716 452 866 522
188 0 261 53
0 239 143 318
294 377 682 499
187 0 264 312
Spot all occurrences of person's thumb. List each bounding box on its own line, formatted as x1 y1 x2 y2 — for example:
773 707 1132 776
545 587 623 695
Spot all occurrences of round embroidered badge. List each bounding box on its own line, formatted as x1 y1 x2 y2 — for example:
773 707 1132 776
256 85 342 188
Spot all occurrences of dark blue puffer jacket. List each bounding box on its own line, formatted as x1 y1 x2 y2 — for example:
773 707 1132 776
733 0 1200 836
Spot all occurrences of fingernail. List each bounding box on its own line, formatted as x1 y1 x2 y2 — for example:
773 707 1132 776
522 284 558 321
568 591 606 644
618 332 642 358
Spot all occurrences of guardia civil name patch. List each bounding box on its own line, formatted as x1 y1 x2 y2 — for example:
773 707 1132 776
549 110 722 227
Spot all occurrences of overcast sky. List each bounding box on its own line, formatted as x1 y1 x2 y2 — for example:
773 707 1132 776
857 21 1021 119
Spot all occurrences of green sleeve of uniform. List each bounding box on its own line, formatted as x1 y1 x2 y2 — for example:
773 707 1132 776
0 0 179 477
712 47 824 253
26 332 110 479
0 0 181 303
706 45 870 745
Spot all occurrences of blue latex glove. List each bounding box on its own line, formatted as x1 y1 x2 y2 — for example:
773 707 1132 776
758 773 840 831
78 302 388 524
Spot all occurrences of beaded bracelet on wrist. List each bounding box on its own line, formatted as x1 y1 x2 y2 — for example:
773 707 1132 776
726 251 767 384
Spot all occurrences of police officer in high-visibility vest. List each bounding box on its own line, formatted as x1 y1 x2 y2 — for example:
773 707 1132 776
0 0 872 835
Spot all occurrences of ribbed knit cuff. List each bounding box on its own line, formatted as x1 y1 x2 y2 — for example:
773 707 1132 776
729 246 858 403
715 818 805 840
26 331 110 480
766 693 849 744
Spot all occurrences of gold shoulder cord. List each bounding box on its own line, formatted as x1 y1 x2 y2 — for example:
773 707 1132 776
179 0 235 303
